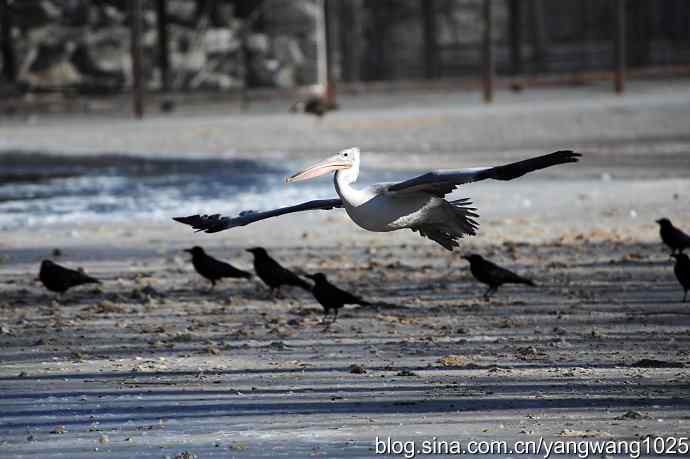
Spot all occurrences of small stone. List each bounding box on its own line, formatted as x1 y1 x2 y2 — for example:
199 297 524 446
349 364 367 374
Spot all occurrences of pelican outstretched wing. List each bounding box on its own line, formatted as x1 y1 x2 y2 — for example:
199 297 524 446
174 199 343 233
387 150 581 198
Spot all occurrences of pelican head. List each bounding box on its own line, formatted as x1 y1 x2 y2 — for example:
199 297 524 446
286 148 359 183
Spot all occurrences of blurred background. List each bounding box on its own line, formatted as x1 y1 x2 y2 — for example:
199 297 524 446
1 0 689 113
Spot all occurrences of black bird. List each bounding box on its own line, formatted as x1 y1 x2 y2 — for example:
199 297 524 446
246 247 311 295
184 246 252 288
671 253 690 302
657 218 690 254
306 273 370 321
289 96 338 118
463 254 535 299
39 260 100 294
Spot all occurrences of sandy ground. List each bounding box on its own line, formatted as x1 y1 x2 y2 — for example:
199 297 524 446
1 80 690 458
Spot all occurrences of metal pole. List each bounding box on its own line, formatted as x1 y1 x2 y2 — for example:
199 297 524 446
1 0 17 82
130 0 144 118
614 0 626 94
422 0 439 79
316 0 327 90
508 0 522 75
156 0 170 91
482 0 494 103
323 0 335 103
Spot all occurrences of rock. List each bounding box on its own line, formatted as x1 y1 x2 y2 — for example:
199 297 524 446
204 29 239 54
349 364 367 374
168 0 197 25
437 355 469 366
23 60 82 89
246 34 270 54
10 1 61 29
618 410 650 420
396 369 417 377
515 346 547 360
174 451 198 459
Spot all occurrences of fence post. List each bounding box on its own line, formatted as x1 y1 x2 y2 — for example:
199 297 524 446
130 0 144 118
0 0 17 82
508 0 522 76
323 0 335 103
422 0 439 79
156 0 170 91
614 0 626 94
482 0 494 103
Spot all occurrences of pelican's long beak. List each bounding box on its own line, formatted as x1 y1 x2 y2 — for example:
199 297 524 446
286 155 351 183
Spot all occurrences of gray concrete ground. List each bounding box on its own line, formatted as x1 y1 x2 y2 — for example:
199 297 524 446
1 79 690 458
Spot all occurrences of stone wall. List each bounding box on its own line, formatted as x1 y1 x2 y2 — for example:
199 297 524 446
3 0 318 92
2 0 688 92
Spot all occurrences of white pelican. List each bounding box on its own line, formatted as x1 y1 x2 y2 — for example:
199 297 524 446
174 148 580 250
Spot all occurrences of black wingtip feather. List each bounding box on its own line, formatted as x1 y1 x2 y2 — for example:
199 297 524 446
173 214 228 233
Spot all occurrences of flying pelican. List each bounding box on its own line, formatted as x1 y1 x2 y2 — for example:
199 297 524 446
174 148 580 250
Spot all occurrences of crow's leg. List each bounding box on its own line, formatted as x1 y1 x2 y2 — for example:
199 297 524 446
270 287 283 301
321 309 330 324
321 310 334 332
483 286 497 300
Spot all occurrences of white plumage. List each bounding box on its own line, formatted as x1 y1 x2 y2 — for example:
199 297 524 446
174 147 580 251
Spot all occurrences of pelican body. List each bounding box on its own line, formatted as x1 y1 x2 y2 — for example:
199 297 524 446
174 148 580 251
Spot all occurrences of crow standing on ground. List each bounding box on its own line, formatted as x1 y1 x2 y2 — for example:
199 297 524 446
463 254 535 299
671 253 690 302
185 246 251 288
289 96 338 118
246 247 311 295
306 273 370 321
39 260 100 294
657 218 690 254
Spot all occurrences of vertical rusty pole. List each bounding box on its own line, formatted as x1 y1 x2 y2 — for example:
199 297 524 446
156 0 170 91
338 0 361 82
508 0 522 76
1 0 17 82
323 0 335 104
482 0 494 103
614 0 626 94
421 0 439 79
130 0 144 118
